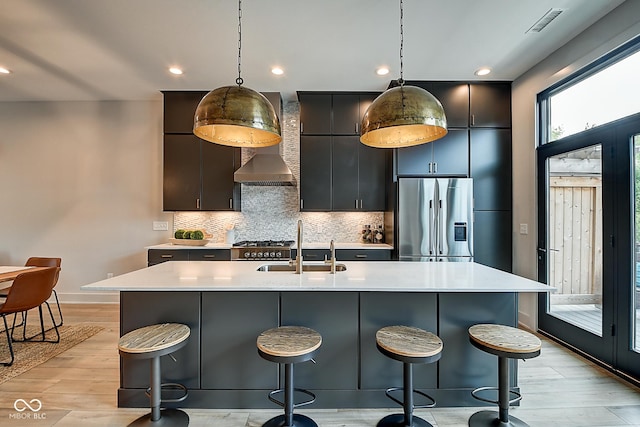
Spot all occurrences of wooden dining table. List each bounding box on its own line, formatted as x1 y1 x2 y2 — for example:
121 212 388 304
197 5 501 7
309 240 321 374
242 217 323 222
0 266 49 288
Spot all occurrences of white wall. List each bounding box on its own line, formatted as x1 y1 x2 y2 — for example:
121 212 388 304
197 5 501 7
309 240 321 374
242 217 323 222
0 101 171 303
512 0 640 328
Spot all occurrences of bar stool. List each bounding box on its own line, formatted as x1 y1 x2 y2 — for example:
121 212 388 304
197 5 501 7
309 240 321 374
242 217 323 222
376 325 443 427
118 323 190 426
257 326 322 427
468 324 541 427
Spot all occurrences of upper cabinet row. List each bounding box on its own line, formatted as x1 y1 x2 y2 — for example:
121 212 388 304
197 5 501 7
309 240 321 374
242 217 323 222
298 92 391 212
162 91 241 212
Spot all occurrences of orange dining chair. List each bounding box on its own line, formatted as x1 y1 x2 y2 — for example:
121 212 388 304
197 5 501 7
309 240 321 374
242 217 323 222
0 267 60 366
24 257 63 328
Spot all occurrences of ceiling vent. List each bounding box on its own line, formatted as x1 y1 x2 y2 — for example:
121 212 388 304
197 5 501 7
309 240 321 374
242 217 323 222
526 8 564 33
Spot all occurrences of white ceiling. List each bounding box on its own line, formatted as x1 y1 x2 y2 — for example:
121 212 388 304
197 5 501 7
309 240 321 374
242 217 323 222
0 0 626 102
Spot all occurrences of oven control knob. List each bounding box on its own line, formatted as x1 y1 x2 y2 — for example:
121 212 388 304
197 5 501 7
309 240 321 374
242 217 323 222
257 252 263 258
270 252 276 258
276 252 282 258
244 252 251 258
251 252 257 258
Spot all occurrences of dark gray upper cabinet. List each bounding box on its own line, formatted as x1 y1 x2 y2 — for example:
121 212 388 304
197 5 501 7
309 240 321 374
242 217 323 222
162 91 207 134
470 128 512 211
469 83 512 128
298 92 379 135
299 92 388 212
163 134 240 211
298 93 332 134
300 135 332 211
332 136 387 211
163 91 241 212
401 81 469 128
396 129 469 176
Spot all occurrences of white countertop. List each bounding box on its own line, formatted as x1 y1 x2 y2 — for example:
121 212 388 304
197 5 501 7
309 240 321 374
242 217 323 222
146 242 393 250
82 261 551 293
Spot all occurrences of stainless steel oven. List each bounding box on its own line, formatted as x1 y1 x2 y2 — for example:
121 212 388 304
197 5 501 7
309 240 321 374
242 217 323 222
231 240 294 261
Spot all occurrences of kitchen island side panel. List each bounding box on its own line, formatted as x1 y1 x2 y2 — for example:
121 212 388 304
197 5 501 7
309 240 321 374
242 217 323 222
280 292 359 392
360 292 438 389
201 292 279 389
119 292 201 390
438 292 517 389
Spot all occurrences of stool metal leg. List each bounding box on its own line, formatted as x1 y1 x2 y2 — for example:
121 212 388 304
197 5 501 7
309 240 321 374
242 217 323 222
128 356 189 427
150 356 161 421
262 362 318 427
469 357 529 427
377 363 434 427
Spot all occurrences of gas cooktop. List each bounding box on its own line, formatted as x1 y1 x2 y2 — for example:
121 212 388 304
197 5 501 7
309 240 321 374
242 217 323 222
232 240 295 248
231 240 295 260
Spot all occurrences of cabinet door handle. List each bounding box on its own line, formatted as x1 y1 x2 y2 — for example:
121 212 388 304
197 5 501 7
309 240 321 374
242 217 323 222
306 254 318 259
360 199 363 209
355 122 359 134
300 199 304 210
161 255 174 259
300 123 304 134
428 162 432 174
355 199 359 209
434 162 437 174
203 254 216 259
229 198 233 209
471 114 475 126
196 198 200 209
355 254 368 259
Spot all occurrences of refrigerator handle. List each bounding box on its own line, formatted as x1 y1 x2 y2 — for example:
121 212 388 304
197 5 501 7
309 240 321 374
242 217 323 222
429 200 434 255
438 199 443 254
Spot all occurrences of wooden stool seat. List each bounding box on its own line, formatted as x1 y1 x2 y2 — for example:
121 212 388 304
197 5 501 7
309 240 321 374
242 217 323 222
257 326 322 427
469 324 541 358
119 323 190 357
119 323 190 426
376 325 443 359
468 324 541 427
375 325 442 427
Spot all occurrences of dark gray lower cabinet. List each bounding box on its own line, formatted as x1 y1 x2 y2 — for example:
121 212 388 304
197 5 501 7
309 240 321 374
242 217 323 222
148 249 230 266
201 292 279 389
291 249 392 261
280 292 359 391
360 292 437 389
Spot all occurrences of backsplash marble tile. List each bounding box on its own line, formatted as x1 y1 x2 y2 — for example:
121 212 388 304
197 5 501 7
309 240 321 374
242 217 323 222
174 100 385 243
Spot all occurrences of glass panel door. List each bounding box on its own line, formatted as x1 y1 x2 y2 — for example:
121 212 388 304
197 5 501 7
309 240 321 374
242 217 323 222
633 135 640 352
547 145 603 336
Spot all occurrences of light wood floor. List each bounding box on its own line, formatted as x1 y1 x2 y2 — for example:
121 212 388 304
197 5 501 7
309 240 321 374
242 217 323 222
0 304 639 427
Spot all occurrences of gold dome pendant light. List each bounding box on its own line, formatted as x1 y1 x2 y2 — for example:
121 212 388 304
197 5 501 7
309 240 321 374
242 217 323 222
360 0 447 148
194 0 281 147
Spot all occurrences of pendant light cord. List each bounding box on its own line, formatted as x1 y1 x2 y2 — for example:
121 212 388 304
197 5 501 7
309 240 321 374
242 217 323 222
399 0 404 87
236 0 243 86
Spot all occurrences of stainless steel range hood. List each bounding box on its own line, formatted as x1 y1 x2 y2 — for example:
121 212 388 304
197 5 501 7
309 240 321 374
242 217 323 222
234 145 296 186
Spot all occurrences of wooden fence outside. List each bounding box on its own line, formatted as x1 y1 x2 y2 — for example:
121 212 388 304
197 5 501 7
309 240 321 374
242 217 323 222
548 175 603 304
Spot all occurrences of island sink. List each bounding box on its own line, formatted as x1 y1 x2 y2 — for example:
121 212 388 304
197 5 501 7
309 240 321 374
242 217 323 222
257 263 347 272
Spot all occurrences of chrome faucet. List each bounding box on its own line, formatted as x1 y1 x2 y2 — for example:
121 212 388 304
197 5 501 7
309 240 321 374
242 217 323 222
295 219 303 274
325 239 336 274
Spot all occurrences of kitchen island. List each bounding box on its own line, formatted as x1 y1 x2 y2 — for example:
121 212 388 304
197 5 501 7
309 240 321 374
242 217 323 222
82 260 551 409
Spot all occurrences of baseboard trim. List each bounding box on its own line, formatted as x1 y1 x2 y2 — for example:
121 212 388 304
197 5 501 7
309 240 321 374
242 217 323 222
57 292 119 304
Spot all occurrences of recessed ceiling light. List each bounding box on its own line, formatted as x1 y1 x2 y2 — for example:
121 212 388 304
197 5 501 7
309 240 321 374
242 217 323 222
271 67 284 75
474 67 491 76
169 67 183 75
0 67 11 74
376 67 390 76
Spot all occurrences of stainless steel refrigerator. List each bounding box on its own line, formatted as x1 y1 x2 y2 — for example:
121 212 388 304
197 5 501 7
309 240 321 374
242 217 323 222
398 177 473 262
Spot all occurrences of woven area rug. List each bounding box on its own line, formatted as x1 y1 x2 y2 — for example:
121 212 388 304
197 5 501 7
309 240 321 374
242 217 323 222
0 324 104 384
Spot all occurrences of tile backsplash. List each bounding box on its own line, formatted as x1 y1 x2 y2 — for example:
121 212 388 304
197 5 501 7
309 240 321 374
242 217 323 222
174 101 384 243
